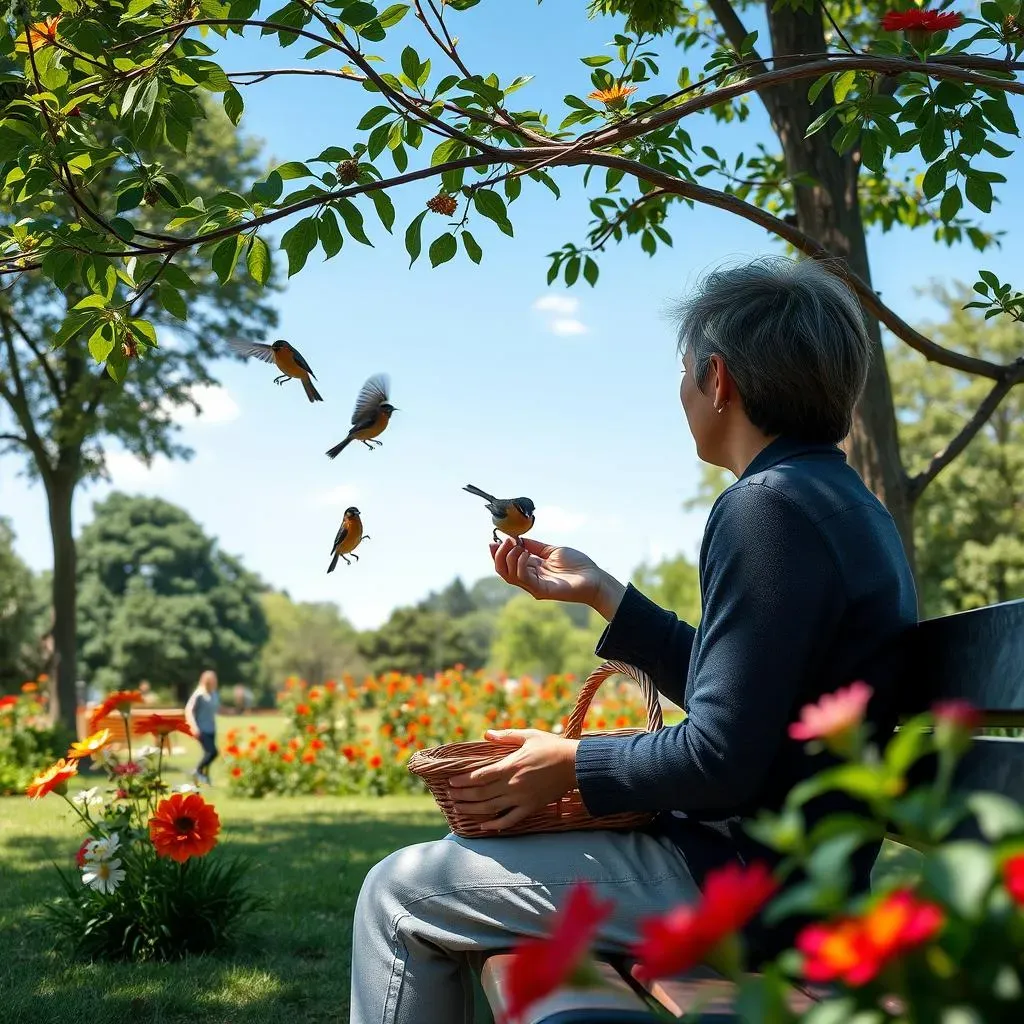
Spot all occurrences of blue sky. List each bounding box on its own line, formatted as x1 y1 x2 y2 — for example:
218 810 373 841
2 3 1022 629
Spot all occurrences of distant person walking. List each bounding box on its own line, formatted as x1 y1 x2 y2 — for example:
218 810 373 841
185 670 220 785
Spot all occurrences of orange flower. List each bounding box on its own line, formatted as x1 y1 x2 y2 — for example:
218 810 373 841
231 766 243 778
798 889 944 985
311 738 325 751
301 751 316 764
21 681 37 693
67 729 112 760
18 16 61 51
88 690 143 731
295 702 311 716
26 758 78 799
37 673 49 683
267 741 280 754
132 713 193 738
149 792 221 862
588 83 637 106
282 751 295 763
369 754 382 768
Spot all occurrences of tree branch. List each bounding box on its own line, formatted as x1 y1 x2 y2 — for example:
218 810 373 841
907 372 1024 500
0 314 50 464
0 307 63 400
580 152 1015 380
0 431 30 450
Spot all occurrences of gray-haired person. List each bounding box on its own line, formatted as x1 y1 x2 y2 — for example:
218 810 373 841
349 256 917 1024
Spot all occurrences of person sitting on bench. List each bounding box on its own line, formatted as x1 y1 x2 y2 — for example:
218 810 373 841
349 255 918 1024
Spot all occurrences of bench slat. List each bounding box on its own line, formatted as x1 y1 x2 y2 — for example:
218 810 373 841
480 955 656 1023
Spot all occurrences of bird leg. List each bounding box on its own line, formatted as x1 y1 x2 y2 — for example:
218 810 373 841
273 374 289 384
492 528 499 543
361 439 376 450
351 552 360 561
341 553 351 565
362 535 371 541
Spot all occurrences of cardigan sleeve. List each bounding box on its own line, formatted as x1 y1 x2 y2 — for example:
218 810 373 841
593 584 696 707
574 483 844 817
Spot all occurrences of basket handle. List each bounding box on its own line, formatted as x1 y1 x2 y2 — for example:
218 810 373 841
563 661 663 740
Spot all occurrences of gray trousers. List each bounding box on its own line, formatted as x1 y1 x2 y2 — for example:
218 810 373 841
349 828 699 1024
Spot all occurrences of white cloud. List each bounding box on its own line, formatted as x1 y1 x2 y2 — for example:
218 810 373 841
536 505 587 534
532 293 579 316
550 318 588 337
105 450 174 485
169 384 240 425
532 292 589 337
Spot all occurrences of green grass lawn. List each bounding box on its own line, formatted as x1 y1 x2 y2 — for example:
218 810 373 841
0 785 449 1024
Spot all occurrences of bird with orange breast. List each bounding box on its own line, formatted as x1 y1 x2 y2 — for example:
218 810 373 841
327 507 369 572
326 374 396 459
228 338 323 403
463 485 536 545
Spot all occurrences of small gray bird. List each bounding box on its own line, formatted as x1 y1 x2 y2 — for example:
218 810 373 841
463 484 536 544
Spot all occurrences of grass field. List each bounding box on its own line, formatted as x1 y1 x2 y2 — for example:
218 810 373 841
0 765 449 1024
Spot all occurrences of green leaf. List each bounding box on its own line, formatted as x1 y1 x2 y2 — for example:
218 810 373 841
980 97 1018 135
401 46 421 83
88 325 115 363
581 55 614 67
317 208 344 258
158 284 188 320
832 70 856 104
53 310 95 348
965 174 993 213
940 184 963 222
246 235 271 284
116 186 145 213
860 130 884 173
428 232 457 267
564 256 580 285
334 198 373 245
252 171 283 206
582 256 599 286
377 4 410 28
368 190 395 232
885 717 930 776
462 230 482 264
275 161 311 180
923 842 995 918
357 105 392 130
211 235 244 284
807 73 833 105
966 792 1024 841
280 216 318 276
128 319 157 346
72 294 110 311
223 86 243 125
920 114 947 162
405 210 427 266
339 1 377 25
473 188 513 235
922 160 946 200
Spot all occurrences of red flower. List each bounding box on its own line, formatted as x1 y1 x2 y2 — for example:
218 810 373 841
798 889 944 985
933 699 981 733
282 751 295 763
1003 855 1024 905
75 839 92 867
0 695 17 710
26 758 78 799
295 702 311 716
149 792 221 862
132 712 193 738
369 754 382 769
882 9 963 32
231 766 243 778
633 862 777 979
502 883 614 1023
267 741 280 754
301 751 316 764
789 682 872 742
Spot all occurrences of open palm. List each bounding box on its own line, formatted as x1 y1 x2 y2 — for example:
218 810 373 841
490 538 603 606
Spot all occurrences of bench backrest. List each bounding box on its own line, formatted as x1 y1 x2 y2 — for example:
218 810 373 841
901 598 1024 806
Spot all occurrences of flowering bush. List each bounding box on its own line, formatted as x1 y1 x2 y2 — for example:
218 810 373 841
500 689 1024 1022
0 677 69 795
30 691 262 961
226 667 652 797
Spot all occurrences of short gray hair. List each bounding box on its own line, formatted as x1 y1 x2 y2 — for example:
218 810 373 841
673 256 871 443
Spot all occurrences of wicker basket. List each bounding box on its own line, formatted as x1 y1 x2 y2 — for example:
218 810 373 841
407 660 663 838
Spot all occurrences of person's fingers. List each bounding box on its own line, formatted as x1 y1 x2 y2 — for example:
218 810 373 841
475 805 532 831
491 538 516 582
517 537 557 559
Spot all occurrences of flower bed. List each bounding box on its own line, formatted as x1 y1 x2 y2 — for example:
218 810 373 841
225 667 653 797
0 677 69 795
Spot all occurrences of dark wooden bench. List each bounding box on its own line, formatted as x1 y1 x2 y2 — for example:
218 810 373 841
481 598 1024 1022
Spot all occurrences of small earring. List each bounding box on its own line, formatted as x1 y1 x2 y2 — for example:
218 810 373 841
715 402 728 414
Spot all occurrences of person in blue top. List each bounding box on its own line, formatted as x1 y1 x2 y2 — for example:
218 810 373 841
348 256 918 1024
185 669 220 786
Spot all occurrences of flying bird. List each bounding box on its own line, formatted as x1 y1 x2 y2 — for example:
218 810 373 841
326 374 396 459
228 338 323 403
463 485 536 544
327 506 369 572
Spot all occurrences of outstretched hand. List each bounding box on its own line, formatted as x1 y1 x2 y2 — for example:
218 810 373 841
490 537 625 620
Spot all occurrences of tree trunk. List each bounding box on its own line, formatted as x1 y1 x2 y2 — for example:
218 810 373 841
764 3 916 571
45 470 78 736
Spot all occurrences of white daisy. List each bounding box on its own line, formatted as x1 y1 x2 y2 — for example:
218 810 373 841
136 745 161 761
72 787 104 809
83 832 121 863
82 857 125 894
173 782 198 794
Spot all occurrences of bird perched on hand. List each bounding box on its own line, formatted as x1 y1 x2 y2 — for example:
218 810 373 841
327 506 369 572
228 338 323 403
463 485 536 544
326 374 396 459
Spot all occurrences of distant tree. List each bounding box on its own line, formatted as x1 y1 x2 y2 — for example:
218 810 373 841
890 290 1024 615
0 517 44 692
0 101 277 731
468 576 518 613
358 605 491 676
419 577 476 618
76 494 269 701
490 596 602 680
260 592 367 687
632 553 702 624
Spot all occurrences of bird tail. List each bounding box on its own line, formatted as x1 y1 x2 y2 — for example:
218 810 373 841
325 436 352 460
327 552 339 574
304 377 324 403
463 484 497 502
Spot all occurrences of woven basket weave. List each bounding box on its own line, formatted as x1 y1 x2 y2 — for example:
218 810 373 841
407 660 663 838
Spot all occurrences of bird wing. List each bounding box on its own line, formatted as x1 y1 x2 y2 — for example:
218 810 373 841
351 373 390 425
331 522 349 551
228 339 275 365
288 345 317 379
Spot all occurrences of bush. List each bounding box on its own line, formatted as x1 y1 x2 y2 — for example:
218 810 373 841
28 693 263 961
0 678 69 795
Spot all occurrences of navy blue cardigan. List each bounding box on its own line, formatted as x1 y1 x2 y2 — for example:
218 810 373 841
574 437 917 951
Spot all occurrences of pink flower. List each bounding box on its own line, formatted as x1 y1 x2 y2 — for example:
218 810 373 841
789 682 873 742
881 9 963 33
114 761 142 777
933 699 981 733
1003 855 1024 906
